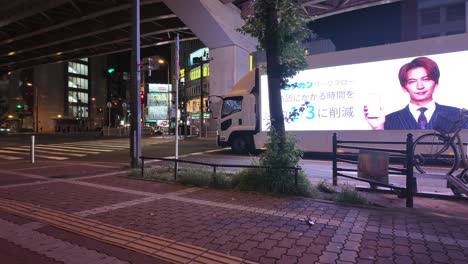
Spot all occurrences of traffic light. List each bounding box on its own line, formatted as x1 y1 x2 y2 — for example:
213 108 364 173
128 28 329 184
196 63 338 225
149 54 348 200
97 107 103 114
113 101 118 107
140 93 145 105
16 104 23 110
107 67 115 74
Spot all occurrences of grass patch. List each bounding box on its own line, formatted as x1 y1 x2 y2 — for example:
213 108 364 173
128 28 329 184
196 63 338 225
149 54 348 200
129 166 174 181
132 164 370 208
178 168 234 189
334 186 368 205
134 164 317 196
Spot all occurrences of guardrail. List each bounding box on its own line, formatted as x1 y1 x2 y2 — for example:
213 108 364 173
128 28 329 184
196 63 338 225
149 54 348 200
332 133 416 208
140 156 302 188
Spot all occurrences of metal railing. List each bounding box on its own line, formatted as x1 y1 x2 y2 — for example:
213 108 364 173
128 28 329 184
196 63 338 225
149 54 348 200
332 133 415 208
140 156 302 188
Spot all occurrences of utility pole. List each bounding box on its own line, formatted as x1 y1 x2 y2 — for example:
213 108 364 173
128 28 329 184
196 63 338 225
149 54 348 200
34 85 38 133
199 59 204 138
130 0 141 168
183 52 188 138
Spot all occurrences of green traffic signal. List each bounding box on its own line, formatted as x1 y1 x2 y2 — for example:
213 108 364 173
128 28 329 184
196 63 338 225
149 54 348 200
16 104 23 109
107 68 115 74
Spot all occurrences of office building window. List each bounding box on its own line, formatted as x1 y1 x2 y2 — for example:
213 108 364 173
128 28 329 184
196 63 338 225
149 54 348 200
420 7 441 25
67 59 89 118
446 3 465 22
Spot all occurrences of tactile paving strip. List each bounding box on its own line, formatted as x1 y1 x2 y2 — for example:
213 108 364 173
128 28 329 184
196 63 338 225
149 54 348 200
0 198 256 264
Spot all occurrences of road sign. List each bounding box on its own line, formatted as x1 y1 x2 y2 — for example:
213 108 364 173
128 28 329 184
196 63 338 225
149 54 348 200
106 102 112 108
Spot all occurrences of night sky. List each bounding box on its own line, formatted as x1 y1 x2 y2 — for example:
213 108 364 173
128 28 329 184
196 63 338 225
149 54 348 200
107 45 171 84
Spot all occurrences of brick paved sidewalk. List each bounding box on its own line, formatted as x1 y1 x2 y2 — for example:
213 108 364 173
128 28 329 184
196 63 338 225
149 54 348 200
0 160 468 264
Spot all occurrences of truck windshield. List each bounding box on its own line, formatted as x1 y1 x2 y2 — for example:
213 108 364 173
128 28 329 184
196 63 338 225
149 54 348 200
221 96 242 118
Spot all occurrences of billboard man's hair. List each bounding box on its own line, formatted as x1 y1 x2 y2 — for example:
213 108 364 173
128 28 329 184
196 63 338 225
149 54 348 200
398 57 440 86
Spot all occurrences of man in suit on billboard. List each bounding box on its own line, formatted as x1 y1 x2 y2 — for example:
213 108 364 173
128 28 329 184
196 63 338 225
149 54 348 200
364 56 467 130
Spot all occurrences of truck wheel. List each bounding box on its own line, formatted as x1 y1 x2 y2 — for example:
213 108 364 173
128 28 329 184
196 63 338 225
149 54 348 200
231 136 249 154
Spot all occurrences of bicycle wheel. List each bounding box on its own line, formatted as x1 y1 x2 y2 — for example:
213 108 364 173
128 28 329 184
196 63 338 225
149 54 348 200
413 133 459 175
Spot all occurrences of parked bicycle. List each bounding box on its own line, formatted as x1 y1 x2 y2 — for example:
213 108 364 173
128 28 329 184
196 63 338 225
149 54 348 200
413 108 468 178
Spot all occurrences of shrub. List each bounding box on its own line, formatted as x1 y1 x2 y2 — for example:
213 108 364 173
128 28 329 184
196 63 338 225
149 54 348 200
259 128 306 195
232 128 316 196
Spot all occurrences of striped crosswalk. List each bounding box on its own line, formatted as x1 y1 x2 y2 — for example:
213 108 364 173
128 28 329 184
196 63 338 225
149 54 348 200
0 140 129 161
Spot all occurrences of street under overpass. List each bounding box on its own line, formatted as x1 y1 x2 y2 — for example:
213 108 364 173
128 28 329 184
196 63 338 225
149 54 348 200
0 0 402 165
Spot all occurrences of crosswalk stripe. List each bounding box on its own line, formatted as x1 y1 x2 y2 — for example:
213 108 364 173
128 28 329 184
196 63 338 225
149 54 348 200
62 143 129 148
3 147 86 157
64 144 129 150
0 140 129 160
0 154 23 160
41 145 114 152
0 150 68 160
34 146 101 154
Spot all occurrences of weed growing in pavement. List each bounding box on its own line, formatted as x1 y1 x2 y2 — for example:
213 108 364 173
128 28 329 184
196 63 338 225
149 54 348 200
334 186 368 205
317 180 336 194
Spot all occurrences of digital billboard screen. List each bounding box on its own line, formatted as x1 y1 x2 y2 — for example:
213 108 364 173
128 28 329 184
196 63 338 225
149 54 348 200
147 93 168 121
260 50 468 131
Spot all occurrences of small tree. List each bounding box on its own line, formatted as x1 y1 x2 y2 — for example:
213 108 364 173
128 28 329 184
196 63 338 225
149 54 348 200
240 0 311 148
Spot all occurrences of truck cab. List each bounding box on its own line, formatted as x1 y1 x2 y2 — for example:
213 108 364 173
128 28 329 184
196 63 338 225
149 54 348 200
217 69 259 154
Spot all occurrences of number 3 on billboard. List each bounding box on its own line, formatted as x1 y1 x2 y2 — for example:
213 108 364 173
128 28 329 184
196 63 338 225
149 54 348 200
306 105 315 119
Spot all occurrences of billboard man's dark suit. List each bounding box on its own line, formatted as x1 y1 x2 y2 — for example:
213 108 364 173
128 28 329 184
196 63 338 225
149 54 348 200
384 103 468 130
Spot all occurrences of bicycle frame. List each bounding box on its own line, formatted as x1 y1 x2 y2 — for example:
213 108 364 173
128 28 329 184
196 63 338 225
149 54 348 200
449 110 468 168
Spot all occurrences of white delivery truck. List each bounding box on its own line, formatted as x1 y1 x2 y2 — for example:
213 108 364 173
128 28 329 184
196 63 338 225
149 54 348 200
217 33 468 154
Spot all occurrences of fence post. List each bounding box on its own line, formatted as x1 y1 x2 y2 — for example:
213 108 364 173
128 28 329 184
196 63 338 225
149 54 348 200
174 159 178 181
332 133 338 186
141 157 144 177
405 133 414 208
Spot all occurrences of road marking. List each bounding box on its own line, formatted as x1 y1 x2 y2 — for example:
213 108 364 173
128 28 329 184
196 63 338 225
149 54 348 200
34 145 101 154
0 154 22 160
0 149 68 160
62 143 129 149
44 145 115 152
3 147 86 157
0 139 194 161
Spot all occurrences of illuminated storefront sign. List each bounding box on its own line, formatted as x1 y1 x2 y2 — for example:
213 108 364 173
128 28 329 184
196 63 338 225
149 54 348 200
189 48 209 66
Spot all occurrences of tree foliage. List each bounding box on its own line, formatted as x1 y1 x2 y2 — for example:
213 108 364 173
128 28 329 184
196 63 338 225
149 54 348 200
239 0 311 146
240 0 311 88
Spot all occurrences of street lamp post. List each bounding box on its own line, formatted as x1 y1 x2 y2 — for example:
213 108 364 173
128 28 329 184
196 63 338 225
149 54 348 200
158 59 170 85
26 82 38 133
158 59 171 133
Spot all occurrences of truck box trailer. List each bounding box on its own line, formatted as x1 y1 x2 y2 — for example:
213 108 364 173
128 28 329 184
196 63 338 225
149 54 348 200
217 33 468 154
